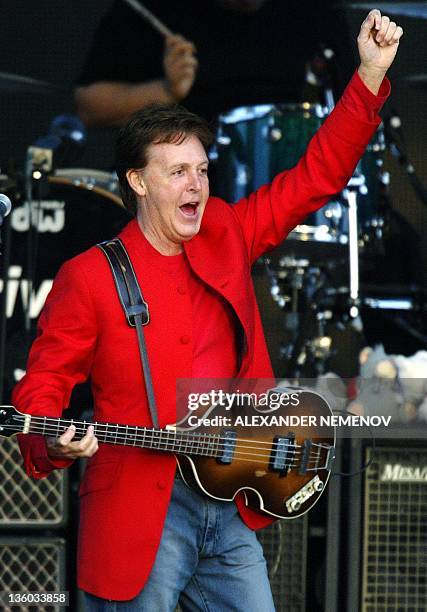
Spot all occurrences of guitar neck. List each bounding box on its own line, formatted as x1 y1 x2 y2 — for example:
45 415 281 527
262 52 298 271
22 415 222 459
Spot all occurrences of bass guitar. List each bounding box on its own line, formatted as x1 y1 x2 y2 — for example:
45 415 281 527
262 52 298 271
0 388 335 519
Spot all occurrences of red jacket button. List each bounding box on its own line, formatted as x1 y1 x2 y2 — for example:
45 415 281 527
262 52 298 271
177 285 187 295
157 480 167 490
180 335 190 345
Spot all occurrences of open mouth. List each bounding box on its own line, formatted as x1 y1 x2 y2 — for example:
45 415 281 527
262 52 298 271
179 202 199 217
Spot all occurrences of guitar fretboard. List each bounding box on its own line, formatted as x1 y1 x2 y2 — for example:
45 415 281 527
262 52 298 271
26 416 222 458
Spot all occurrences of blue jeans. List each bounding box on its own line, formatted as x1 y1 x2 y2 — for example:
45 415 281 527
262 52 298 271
84 476 276 611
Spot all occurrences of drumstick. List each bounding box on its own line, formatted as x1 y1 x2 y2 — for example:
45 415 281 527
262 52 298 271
122 0 173 37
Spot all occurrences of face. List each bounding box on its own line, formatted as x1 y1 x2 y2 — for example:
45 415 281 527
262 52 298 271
128 135 209 255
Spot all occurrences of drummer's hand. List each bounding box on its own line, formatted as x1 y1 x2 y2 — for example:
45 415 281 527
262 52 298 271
357 10 403 91
46 424 99 459
163 34 198 101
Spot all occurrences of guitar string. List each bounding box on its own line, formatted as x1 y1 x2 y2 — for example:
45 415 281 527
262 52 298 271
11 415 307 451
12 414 331 451
5 422 326 467
4 432 326 471
14 423 302 462
11 416 329 456
8 418 329 462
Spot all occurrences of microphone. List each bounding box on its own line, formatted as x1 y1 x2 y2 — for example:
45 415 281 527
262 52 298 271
28 114 87 172
0 193 12 220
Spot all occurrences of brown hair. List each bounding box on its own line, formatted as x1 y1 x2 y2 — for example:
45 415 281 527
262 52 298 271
115 103 214 215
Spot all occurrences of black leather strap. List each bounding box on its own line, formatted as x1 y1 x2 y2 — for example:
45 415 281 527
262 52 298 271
98 238 149 327
97 238 159 429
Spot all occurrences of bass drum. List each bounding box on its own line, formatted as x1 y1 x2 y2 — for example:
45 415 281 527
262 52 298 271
4 169 131 400
213 103 385 259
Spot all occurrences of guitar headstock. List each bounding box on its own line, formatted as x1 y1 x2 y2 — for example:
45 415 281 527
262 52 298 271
0 405 24 438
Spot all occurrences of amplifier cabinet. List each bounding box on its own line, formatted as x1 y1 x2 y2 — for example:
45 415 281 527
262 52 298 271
257 516 308 612
347 443 427 612
0 536 66 612
0 437 67 528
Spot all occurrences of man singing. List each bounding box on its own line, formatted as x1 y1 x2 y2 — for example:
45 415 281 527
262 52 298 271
14 11 402 611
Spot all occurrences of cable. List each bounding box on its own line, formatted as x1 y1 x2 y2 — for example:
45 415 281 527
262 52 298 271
330 408 376 477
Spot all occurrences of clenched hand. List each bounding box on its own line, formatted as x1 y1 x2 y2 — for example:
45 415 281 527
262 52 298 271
46 424 99 459
164 34 198 101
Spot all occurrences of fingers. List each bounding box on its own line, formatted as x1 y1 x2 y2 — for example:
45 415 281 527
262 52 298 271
76 425 99 457
163 35 198 99
380 21 403 47
165 34 196 57
359 9 381 40
47 424 99 459
165 54 198 73
359 10 403 46
375 15 390 45
59 423 77 445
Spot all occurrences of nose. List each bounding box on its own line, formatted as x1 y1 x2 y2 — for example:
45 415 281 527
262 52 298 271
187 169 201 192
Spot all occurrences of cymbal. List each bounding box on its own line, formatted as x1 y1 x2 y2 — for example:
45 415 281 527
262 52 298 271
348 3 427 19
0 72 67 95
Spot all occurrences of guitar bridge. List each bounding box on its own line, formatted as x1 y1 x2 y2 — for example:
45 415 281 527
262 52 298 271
299 440 335 475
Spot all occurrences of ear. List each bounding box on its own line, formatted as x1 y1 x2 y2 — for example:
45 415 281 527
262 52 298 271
126 169 147 197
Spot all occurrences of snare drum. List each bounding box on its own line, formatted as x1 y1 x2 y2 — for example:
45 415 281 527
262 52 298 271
213 104 385 254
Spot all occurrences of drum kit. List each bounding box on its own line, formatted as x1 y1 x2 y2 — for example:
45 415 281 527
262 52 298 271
0 1 427 395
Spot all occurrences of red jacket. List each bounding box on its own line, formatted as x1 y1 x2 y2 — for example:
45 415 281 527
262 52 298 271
13 72 389 600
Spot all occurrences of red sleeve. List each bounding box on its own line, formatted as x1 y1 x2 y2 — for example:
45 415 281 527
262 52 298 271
12 258 98 479
17 434 74 480
343 69 390 123
231 70 390 264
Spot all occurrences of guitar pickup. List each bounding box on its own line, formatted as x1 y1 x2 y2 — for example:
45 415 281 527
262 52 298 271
299 439 312 475
217 429 237 464
271 434 295 475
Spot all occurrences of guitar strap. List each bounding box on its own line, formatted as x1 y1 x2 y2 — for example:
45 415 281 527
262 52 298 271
97 238 159 429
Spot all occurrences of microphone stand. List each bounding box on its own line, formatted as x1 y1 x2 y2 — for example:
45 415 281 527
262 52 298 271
0 197 12 403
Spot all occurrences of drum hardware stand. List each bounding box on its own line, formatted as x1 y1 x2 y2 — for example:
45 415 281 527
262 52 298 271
0 187 13 403
341 170 366 322
265 256 335 376
23 145 51 341
364 169 389 245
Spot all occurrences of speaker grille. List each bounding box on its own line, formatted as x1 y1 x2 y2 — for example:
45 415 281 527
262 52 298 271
362 447 427 611
257 516 307 612
0 438 67 527
0 537 66 611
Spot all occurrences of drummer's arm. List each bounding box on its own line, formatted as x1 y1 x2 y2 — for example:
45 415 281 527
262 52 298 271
75 33 198 127
75 80 175 127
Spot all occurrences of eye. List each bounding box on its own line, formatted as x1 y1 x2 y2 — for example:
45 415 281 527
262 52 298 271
199 167 208 175
172 168 184 176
